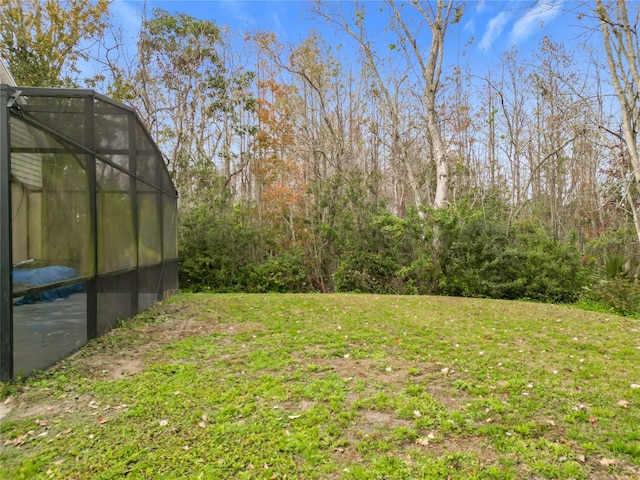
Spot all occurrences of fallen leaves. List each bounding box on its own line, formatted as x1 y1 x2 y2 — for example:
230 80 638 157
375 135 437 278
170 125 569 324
3 432 32 447
415 432 435 446
2 296 640 478
198 414 208 428
2 422 74 448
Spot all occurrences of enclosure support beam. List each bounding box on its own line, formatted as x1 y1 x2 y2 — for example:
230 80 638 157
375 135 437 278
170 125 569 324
85 94 98 340
0 85 14 381
129 109 139 315
156 137 164 302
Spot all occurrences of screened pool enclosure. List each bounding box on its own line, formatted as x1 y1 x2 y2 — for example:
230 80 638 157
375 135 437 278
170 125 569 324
1 85 178 380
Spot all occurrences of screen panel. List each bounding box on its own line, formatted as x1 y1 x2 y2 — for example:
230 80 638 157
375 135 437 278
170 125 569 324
97 161 136 273
138 181 162 267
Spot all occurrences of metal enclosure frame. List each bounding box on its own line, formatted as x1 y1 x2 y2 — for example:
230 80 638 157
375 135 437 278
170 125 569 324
0 85 178 381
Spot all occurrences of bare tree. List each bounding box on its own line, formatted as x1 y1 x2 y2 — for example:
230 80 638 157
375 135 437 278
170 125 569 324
315 0 461 210
386 0 461 208
313 2 420 213
595 0 640 243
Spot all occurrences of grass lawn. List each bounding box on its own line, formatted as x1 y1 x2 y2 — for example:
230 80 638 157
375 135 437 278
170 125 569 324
1 293 639 479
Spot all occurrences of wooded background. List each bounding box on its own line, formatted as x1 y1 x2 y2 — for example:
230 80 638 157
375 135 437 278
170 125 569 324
1 0 638 314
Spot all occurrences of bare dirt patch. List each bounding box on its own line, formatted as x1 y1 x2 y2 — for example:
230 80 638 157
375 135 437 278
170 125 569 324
356 409 414 431
75 313 267 378
0 400 13 421
412 433 498 458
79 356 144 380
1 391 114 425
138 314 226 342
1 304 243 422
293 350 470 412
424 382 469 410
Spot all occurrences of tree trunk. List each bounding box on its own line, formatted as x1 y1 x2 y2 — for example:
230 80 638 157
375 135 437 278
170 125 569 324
387 0 453 208
596 0 640 243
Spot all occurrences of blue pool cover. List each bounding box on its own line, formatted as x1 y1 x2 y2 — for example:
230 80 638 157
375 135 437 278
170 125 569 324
13 266 84 305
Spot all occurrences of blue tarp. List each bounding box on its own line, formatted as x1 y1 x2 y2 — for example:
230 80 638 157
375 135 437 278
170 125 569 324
13 266 84 305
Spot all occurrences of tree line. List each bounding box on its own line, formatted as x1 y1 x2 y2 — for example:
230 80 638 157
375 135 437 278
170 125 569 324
1 0 638 315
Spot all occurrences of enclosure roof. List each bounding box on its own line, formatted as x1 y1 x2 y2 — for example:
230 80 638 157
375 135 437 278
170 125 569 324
5 85 177 197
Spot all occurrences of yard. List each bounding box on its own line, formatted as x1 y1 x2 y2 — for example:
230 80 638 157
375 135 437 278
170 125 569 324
1 293 639 479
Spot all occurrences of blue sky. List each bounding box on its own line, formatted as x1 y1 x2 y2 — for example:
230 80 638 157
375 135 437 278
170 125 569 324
102 0 603 79
472 0 566 51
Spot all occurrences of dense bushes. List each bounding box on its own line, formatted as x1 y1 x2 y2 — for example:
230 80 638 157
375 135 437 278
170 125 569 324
178 191 637 316
178 186 312 293
437 213 588 303
178 192 263 292
333 209 435 295
582 253 640 317
581 229 640 316
587 278 640 317
247 248 309 293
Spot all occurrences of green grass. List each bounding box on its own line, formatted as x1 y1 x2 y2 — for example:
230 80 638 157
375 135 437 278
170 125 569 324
1 293 639 479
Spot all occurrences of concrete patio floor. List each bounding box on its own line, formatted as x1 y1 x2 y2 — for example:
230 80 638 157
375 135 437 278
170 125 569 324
12 294 87 377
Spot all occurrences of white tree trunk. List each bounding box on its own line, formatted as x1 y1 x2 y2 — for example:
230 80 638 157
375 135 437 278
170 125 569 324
387 0 453 208
596 0 640 243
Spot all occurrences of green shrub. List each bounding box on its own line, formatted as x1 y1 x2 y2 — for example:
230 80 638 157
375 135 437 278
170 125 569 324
397 257 435 295
178 192 263 292
437 210 588 303
248 248 309 293
603 253 630 279
333 208 435 294
333 251 398 294
586 278 640 317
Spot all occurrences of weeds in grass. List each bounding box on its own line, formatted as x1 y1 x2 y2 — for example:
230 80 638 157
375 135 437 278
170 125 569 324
1 293 639 479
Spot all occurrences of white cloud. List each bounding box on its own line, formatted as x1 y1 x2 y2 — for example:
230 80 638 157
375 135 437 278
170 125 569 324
464 17 476 35
508 1 564 46
214 0 256 27
111 0 143 43
479 11 511 51
270 12 286 40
